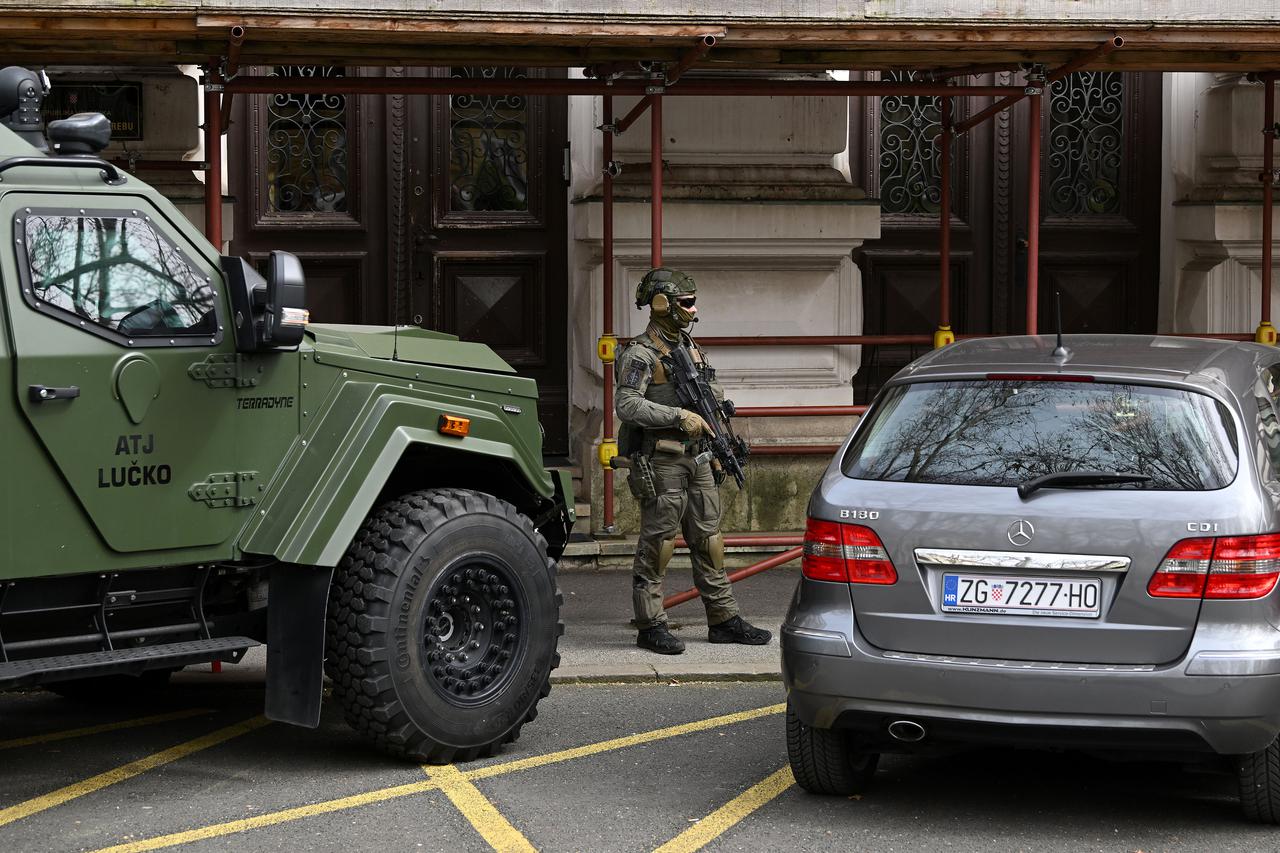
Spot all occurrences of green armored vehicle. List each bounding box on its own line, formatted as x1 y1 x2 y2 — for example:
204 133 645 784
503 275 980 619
0 68 572 762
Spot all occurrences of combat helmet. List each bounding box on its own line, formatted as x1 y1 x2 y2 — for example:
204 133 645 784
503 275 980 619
634 267 696 309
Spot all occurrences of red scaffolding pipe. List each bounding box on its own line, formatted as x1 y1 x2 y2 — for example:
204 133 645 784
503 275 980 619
1026 86 1042 334
1265 77 1275 332
954 37 1123 135
651 95 663 267
218 25 246 131
664 546 803 609
203 74 223 251
676 534 804 549
226 76 1023 99
615 95 652 134
734 406 866 417
667 35 717 84
940 95 952 331
602 95 616 531
699 334 933 346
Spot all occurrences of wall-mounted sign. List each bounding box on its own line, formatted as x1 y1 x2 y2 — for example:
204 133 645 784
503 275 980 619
43 82 143 141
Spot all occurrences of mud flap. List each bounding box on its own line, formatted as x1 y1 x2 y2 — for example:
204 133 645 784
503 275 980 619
265 564 334 728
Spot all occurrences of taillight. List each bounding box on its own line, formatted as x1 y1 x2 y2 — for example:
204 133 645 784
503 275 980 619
844 524 897 584
1148 537 1212 598
1149 534 1280 600
802 517 897 585
802 518 847 582
1205 533 1280 599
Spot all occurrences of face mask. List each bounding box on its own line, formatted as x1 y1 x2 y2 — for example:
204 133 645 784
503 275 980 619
650 292 695 335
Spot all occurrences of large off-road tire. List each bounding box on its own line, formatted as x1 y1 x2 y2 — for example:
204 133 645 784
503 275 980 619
1238 738 1280 823
326 488 562 763
786 701 880 796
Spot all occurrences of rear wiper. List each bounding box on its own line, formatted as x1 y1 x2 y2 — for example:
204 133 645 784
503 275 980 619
1017 470 1152 500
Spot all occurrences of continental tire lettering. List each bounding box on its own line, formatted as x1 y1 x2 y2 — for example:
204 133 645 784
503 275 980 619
237 396 295 411
395 559 430 671
97 463 172 488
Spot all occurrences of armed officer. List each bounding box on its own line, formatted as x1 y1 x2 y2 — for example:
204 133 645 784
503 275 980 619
615 268 772 655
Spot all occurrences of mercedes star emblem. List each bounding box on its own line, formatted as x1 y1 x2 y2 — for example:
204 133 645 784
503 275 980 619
1007 519 1035 547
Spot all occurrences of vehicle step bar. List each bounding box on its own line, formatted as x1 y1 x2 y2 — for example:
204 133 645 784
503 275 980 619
0 636 258 688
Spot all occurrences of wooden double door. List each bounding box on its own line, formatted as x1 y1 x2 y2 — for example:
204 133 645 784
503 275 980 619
230 66 569 455
851 71 1163 400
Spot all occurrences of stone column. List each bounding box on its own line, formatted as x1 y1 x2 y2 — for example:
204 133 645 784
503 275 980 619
1171 73 1280 334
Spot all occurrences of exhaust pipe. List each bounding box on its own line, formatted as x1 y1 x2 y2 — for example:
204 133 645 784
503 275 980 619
887 719 926 742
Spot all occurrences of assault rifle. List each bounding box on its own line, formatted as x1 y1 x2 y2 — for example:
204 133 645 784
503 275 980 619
662 344 750 489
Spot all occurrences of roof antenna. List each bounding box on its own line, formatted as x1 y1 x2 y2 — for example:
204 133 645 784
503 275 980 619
1051 289 1070 360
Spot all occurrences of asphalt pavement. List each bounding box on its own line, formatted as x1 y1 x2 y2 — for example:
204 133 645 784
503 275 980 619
1 680 1271 853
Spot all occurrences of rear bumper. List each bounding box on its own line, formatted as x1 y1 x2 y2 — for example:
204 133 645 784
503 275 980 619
781 580 1280 756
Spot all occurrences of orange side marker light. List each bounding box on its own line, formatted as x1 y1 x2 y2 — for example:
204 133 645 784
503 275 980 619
438 414 471 438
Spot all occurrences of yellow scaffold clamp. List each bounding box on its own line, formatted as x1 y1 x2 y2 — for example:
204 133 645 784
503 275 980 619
598 438 619 469
933 325 956 348
598 334 618 363
1257 321 1278 346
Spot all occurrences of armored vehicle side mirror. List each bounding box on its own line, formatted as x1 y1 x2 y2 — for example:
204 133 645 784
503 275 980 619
264 251 308 348
220 252 309 352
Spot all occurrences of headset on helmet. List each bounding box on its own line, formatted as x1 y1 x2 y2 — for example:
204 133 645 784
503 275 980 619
635 267 696 309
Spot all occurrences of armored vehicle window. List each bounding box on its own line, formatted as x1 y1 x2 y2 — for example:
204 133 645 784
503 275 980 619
843 379 1238 491
21 213 216 338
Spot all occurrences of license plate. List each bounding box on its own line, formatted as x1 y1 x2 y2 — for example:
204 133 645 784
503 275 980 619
941 574 1101 618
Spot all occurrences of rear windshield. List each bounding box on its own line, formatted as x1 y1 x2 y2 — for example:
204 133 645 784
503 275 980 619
842 379 1239 491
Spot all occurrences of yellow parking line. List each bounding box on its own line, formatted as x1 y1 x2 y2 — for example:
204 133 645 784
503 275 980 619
652 766 795 853
426 765 537 853
88 780 443 853
83 702 786 853
0 709 213 751
0 715 271 829
468 703 786 780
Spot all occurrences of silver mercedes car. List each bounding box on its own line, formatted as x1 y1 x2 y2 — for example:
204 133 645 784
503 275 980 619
783 334 1280 823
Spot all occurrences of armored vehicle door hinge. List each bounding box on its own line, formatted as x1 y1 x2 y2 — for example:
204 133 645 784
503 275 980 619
188 354 260 389
189 472 260 508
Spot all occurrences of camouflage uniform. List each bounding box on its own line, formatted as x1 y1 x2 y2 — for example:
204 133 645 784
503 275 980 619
615 326 738 630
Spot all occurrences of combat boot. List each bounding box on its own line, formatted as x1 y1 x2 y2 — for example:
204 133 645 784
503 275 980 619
708 615 772 645
637 624 686 655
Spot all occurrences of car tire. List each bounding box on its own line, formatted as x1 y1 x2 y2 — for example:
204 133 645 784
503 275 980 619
786 701 879 796
327 488 562 763
1238 738 1280 823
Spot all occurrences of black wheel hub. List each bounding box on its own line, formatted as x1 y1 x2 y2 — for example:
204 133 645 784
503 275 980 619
421 560 524 706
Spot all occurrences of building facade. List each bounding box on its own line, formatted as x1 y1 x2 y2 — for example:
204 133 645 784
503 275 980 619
15 3 1280 539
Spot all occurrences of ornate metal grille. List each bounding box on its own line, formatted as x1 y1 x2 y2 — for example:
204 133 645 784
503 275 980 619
878 70 944 216
448 67 529 212
1047 71 1124 216
266 66 349 214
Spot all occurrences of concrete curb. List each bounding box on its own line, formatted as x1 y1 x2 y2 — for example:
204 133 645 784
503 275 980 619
551 662 781 684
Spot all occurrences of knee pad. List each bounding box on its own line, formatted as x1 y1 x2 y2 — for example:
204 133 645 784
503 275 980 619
690 533 726 572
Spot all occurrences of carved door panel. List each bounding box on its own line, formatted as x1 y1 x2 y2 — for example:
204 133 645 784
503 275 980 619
850 72 994 401
406 67 569 457
229 66 391 326
852 71 1162 401
230 66 570 457
1012 71 1162 335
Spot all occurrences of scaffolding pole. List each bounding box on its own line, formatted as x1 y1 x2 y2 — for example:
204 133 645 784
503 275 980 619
203 72 223 251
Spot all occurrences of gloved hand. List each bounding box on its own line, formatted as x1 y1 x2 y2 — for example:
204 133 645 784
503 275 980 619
677 409 713 437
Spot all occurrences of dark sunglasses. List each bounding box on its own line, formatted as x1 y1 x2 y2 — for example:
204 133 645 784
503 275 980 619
674 295 697 309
